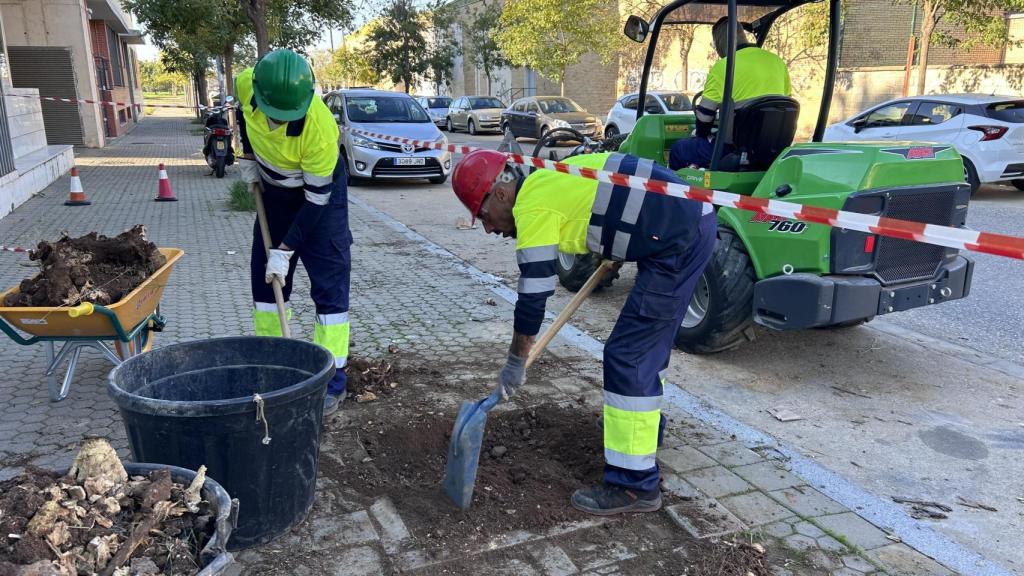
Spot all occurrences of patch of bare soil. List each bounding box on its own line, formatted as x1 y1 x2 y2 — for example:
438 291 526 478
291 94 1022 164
3 226 165 307
0 439 217 576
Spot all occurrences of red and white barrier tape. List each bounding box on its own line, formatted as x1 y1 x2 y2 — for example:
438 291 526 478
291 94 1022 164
345 126 1024 261
0 246 29 253
5 92 213 110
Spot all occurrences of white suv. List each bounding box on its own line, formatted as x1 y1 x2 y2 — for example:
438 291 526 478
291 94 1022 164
824 94 1024 194
604 91 693 137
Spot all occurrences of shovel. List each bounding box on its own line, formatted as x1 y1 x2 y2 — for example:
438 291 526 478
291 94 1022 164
442 259 620 509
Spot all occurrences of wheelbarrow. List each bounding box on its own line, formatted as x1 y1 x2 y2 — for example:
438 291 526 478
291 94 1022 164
0 247 183 401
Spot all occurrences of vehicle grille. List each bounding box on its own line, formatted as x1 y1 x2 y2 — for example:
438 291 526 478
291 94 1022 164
874 188 956 284
378 142 433 153
372 157 442 178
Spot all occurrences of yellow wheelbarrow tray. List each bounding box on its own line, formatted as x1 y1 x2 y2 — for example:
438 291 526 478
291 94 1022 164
0 248 184 401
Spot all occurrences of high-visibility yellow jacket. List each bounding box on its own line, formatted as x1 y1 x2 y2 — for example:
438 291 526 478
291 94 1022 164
236 68 340 248
695 46 791 131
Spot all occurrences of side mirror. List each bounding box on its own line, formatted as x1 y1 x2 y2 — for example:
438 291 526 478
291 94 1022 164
851 117 867 133
624 15 649 43
645 104 662 115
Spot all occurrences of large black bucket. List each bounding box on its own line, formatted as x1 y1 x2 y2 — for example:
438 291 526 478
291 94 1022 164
108 336 335 550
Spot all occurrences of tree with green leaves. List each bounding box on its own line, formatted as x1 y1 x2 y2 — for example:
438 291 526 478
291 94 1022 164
139 58 189 94
896 0 1024 95
424 0 461 95
242 0 353 57
336 44 381 88
366 0 429 93
466 2 509 96
495 0 622 96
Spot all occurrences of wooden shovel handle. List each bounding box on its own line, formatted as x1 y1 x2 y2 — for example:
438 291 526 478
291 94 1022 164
251 181 292 339
525 259 619 369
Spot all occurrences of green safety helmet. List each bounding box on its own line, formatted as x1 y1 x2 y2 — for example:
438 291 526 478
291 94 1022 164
252 49 315 122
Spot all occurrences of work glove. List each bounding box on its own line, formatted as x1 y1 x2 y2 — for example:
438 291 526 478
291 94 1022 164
265 249 294 285
239 158 260 184
497 353 526 400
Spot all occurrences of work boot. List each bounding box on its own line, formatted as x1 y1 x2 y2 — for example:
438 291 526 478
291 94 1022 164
570 484 662 516
323 393 341 416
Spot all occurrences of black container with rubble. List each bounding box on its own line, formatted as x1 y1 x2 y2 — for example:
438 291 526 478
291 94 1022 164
108 336 335 550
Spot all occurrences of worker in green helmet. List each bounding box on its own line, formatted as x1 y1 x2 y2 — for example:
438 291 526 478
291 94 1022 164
236 48 352 416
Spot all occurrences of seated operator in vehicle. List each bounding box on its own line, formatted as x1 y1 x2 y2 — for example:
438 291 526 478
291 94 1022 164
669 17 791 170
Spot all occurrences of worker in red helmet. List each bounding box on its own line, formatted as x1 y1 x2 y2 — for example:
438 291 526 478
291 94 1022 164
451 149 717 515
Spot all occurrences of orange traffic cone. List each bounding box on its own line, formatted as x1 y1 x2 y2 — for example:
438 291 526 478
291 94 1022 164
64 167 91 206
155 163 177 202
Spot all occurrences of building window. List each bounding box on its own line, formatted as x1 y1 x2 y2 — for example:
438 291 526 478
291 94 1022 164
107 27 123 86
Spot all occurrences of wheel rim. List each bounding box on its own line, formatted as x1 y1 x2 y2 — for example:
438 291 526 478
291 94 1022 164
557 252 576 269
681 273 710 329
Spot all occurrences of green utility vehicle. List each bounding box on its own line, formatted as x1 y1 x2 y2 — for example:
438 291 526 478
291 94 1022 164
561 0 974 353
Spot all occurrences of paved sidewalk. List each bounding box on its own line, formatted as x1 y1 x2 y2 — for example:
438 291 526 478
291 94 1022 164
0 110 963 575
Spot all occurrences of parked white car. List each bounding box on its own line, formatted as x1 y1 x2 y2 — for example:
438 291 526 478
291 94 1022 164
823 94 1024 194
604 91 693 137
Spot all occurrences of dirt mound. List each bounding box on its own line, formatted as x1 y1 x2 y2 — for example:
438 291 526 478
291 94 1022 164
3 226 165 308
0 440 217 575
345 404 604 545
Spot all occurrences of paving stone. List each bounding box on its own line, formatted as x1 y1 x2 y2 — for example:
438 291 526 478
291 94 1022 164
684 465 752 498
794 520 825 538
732 461 804 492
814 513 892 551
806 549 840 571
369 497 411 553
818 535 849 553
866 544 955 576
657 445 717 472
833 568 864 576
769 486 847 517
660 471 700 499
719 492 793 526
665 500 746 538
697 440 763 467
783 534 819 552
759 519 797 538
312 510 378 546
328 546 383 576
527 541 579 576
842 554 878 572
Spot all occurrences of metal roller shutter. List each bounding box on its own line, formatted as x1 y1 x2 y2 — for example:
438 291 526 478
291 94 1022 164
7 46 85 146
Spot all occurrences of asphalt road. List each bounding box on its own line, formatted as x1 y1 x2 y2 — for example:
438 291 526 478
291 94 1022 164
351 128 1024 571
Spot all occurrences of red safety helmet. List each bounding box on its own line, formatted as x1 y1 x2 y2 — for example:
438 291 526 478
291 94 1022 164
452 149 509 223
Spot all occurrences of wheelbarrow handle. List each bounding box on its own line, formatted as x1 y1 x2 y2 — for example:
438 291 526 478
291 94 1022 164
525 259 620 369
67 302 95 318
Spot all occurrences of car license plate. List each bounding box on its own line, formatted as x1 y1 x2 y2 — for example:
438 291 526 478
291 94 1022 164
215 141 225 150
395 157 425 166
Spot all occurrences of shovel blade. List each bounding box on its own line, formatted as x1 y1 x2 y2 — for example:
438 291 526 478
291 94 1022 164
442 399 490 509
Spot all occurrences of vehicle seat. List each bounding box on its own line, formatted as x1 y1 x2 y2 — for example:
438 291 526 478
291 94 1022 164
718 96 799 171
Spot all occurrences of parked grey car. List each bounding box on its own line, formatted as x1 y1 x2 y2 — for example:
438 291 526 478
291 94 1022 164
415 96 452 129
500 96 601 139
446 96 506 134
324 89 452 184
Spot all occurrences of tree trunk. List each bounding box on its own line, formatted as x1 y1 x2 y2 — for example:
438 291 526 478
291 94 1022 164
559 67 566 97
223 43 235 97
196 70 210 108
916 1 937 96
485 70 492 96
679 33 694 91
244 0 271 57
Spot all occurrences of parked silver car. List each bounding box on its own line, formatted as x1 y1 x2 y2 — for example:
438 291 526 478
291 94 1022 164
500 96 601 139
415 96 452 129
446 96 506 134
323 89 452 184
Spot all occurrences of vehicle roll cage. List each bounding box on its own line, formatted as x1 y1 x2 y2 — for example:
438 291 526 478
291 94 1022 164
632 0 841 170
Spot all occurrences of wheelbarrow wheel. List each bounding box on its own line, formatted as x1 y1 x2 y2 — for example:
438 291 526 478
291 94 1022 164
114 329 153 361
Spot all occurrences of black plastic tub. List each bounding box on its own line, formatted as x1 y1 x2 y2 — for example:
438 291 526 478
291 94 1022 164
108 337 335 550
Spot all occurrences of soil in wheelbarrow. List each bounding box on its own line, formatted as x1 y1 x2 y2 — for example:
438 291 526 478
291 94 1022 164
0 439 216 576
3 225 165 308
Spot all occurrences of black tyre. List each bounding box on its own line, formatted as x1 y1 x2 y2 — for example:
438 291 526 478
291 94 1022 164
556 252 616 292
214 155 226 178
604 125 619 138
1012 179 1024 192
674 228 756 354
539 125 550 141
963 158 980 196
468 119 477 136
341 148 361 186
446 117 455 132
429 174 448 185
